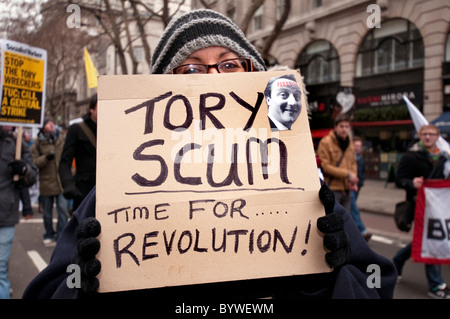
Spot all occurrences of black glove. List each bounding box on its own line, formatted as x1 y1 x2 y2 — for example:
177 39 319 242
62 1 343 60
317 183 351 269
46 152 55 161
63 183 83 200
8 160 27 176
76 217 102 296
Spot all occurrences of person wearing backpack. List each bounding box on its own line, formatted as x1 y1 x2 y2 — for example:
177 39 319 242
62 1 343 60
59 94 97 212
394 124 450 299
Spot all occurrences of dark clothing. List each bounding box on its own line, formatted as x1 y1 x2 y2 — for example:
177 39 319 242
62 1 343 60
31 131 65 196
59 114 97 210
356 153 365 190
395 142 446 201
393 141 447 291
23 186 397 299
18 184 33 217
0 131 37 226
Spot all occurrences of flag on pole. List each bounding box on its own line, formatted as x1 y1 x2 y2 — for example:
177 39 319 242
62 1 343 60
84 47 98 89
405 97 450 265
403 95 450 156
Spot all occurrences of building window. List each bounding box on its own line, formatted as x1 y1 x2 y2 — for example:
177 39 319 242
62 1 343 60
277 0 287 20
446 32 450 62
312 0 322 9
253 6 263 31
296 40 340 85
133 46 143 62
356 19 424 77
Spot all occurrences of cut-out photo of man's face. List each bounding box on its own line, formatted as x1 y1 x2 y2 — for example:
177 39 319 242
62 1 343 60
264 74 302 131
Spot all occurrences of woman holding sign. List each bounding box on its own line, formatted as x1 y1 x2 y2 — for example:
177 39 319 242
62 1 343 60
23 9 396 300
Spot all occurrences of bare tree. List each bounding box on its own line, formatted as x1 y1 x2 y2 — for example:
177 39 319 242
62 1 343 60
129 0 152 70
67 0 187 75
1 1 100 124
260 0 291 62
194 0 291 64
238 0 265 35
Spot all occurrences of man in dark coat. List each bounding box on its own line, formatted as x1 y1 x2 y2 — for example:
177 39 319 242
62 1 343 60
59 94 97 211
0 126 37 299
394 124 449 299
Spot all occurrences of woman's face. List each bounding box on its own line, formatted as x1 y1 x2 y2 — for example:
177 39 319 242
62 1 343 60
176 47 242 74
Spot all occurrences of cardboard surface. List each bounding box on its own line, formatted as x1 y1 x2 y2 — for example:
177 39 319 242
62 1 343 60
96 70 330 293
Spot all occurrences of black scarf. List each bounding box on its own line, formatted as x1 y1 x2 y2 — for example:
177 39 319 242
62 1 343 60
334 131 349 151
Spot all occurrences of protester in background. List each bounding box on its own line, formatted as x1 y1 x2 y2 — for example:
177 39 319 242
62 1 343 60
23 9 396 300
349 136 371 242
18 129 34 220
31 118 69 247
18 185 33 220
394 124 449 299
317 113 358 211
0 126 37 299
59 94 97 212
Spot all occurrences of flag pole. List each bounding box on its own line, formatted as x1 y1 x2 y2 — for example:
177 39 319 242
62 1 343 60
13 126 23 181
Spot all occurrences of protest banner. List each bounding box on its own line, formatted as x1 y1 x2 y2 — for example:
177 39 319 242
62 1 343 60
0 39 47 127
96 70 331 293
412 179 450 265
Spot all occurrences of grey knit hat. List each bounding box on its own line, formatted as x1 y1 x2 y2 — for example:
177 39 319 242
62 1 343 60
150 9 266 74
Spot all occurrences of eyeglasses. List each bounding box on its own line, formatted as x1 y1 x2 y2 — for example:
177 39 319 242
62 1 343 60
420 132 438 137
171 58 252 74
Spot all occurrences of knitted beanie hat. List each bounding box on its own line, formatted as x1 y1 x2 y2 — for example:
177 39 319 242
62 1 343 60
150 9 266 74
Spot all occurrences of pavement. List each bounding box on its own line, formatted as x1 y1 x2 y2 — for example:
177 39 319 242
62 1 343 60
357 179 403 216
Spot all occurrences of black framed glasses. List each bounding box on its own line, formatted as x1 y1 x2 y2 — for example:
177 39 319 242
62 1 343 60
171 58 252 74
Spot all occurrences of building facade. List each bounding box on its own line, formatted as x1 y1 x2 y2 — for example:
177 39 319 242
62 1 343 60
68 0 192 123
201 0 450 179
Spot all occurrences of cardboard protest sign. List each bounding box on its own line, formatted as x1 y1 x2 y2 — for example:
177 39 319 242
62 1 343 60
0 40 47 127
96 70 331 293
412 179 450 265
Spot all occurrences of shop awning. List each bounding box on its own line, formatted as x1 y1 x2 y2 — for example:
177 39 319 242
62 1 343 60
351 119 413 127
311 128 332 139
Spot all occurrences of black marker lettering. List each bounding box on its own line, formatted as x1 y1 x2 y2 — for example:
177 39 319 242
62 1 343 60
114 233 139 268
199 93 225 130
124 91 172 134
174 143 202 185
132 139 168 187
207 143 243 187
164 94 193 131
142 231 159 260
229 91 264 131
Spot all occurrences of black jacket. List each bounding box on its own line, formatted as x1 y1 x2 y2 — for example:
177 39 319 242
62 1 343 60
23 186 397 300
0 131 37 226
396 142 446 201
59 113 97 208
